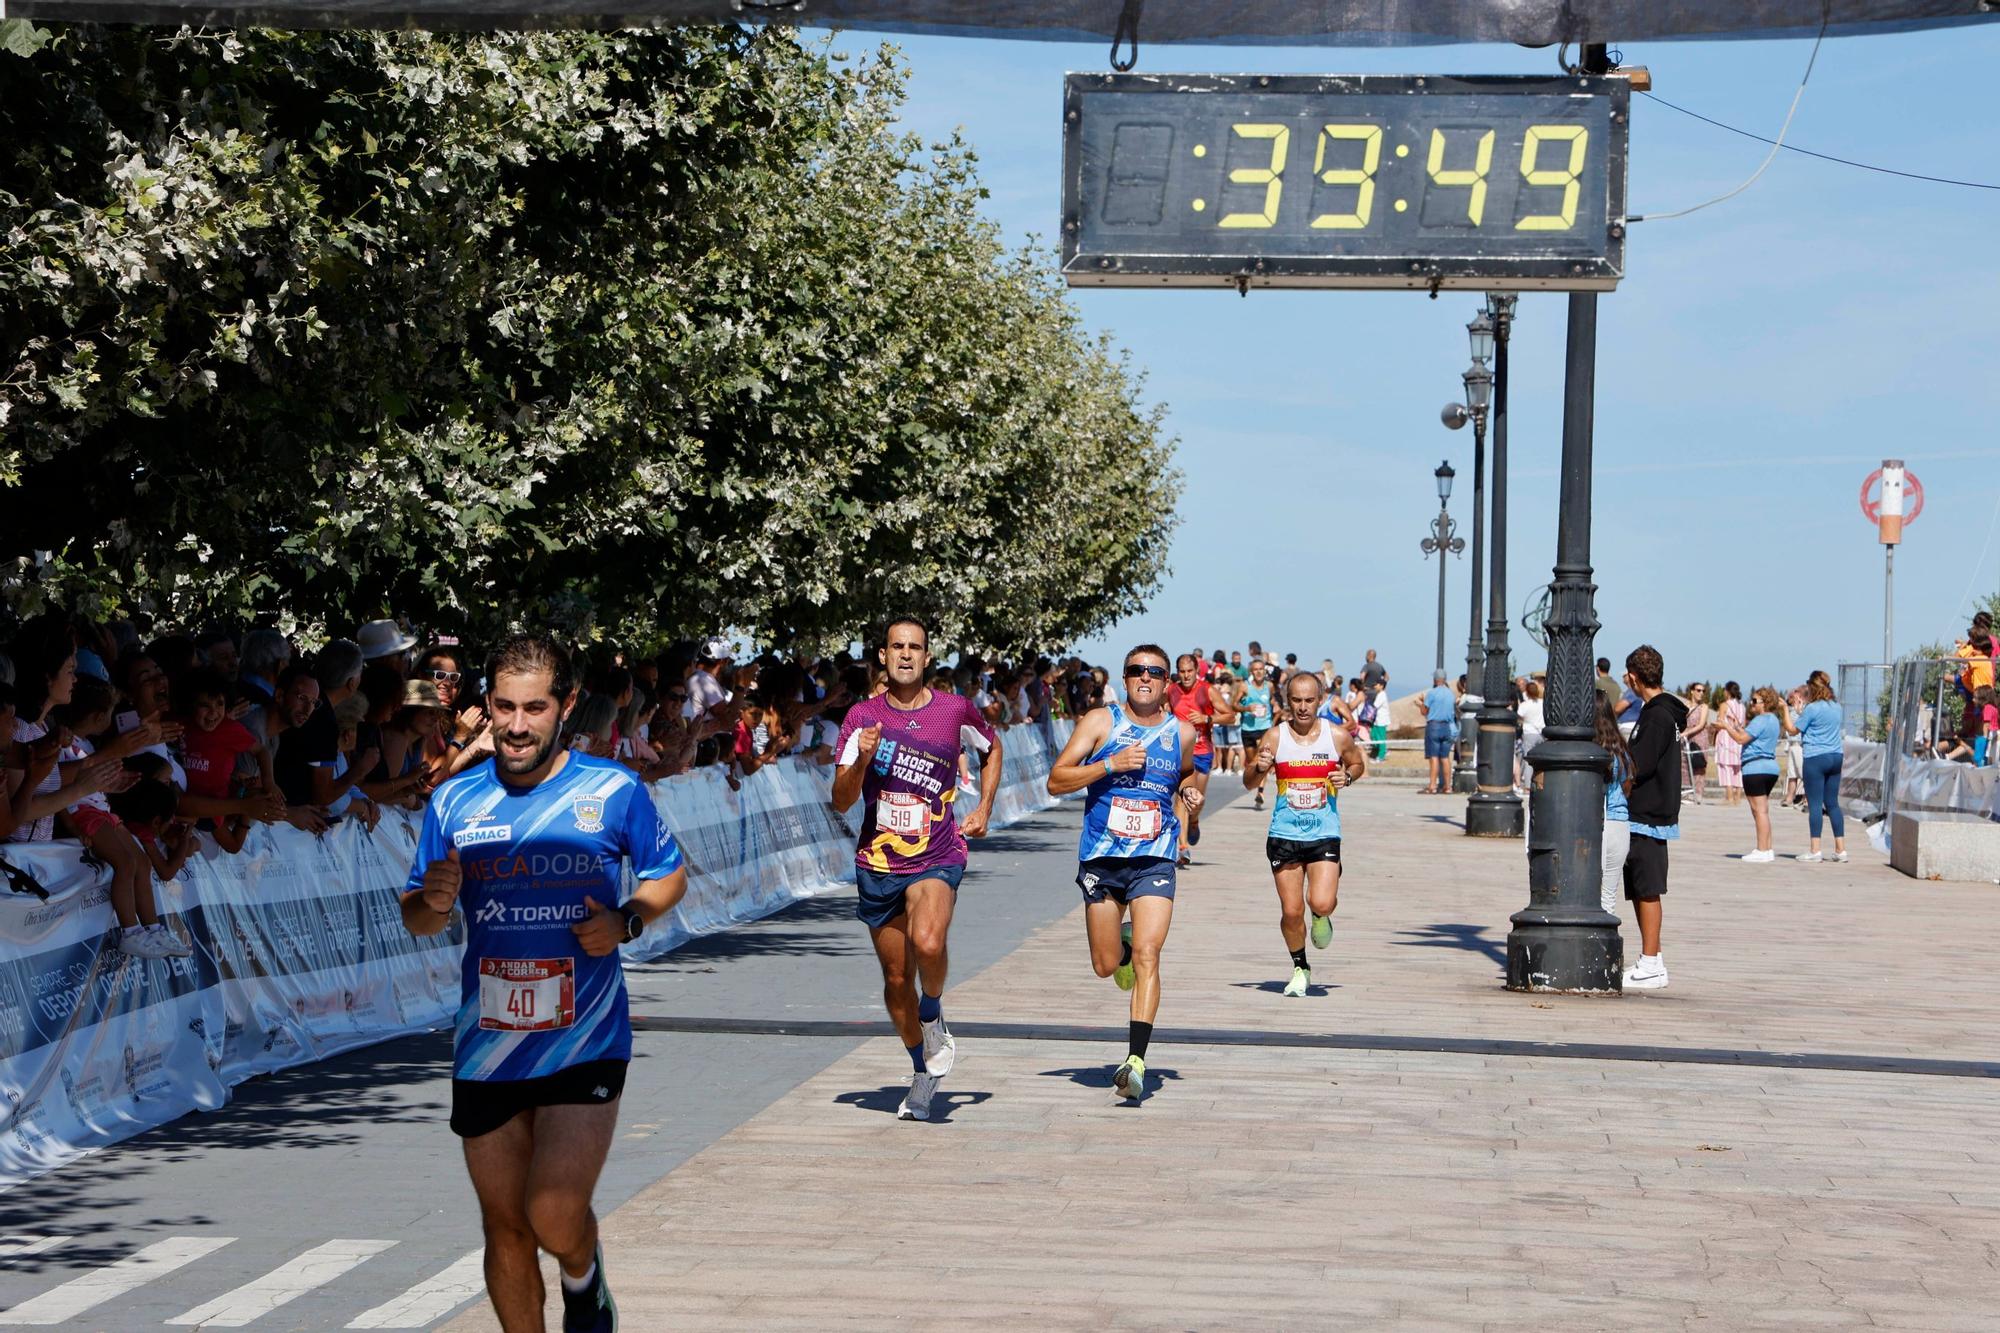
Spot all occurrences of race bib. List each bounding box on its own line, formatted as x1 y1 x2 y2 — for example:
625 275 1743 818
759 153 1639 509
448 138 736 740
879 792 929 835
1285 783 1328 811
1109 796 1163 839
478 958 575 1032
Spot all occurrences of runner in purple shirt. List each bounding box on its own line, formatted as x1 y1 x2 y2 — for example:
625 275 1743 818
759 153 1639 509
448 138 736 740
832 615 1001 1121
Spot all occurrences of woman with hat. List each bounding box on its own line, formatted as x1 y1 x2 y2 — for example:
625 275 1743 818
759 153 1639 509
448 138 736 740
376 677 451 808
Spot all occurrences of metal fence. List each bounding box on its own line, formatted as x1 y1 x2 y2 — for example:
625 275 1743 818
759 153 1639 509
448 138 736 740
1858 655 1993 832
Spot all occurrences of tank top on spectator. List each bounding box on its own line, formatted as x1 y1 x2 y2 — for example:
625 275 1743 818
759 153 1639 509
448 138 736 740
1078 702 1183 862
836 691 996 875
8 719 59 842
1268 719 1343 842
407 753 684 1082
1169 682 1214 757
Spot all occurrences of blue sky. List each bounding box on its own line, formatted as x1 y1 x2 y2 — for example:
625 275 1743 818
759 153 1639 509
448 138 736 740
859 23 2000 689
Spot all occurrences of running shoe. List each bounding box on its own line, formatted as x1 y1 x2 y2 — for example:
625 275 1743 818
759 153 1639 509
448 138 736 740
1253 791 1265 811
560 1243 617 1333
1189 822 1202 847
1742 849 1775 863
1309 912 1333 949
1622 955 1669 991
1112 1055 1146 1102
1830 850 1850 863
148 924 193 958
920 1015 955 1077
1282 965 1310 998
1796 851 1824 863
116 927 171 959
897 1071 941 1121
1113 922 1135 992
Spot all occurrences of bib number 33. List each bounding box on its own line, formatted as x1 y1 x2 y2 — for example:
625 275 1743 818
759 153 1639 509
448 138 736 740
478 958 576 1032
1109 796 1163 839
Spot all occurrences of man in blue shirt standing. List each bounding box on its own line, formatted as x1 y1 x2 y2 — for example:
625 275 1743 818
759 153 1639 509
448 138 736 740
1422 670 1457 795
403 635 689 1333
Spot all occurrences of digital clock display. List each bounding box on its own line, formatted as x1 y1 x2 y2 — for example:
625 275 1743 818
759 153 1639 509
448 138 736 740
1061 74 1630 291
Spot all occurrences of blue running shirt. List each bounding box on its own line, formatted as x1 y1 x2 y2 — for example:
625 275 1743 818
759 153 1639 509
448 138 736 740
1078 702 1183 862
408 753 685 1082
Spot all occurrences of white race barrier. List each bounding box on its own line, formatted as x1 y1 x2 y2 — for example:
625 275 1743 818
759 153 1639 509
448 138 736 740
0 715 1082 1185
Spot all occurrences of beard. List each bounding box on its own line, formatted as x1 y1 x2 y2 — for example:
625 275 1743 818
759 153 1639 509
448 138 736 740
495 728 559 777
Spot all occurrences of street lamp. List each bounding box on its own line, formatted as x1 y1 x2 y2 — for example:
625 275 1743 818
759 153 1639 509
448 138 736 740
1420 461 1463 678
1442 313 1495 795
1467 293 1525 839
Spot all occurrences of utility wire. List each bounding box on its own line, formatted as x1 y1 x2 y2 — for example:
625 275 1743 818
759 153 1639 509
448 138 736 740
1629 5 1829 222
1639 92 2000 192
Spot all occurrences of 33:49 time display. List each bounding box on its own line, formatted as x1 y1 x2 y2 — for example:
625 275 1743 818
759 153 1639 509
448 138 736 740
1203 121 1592 233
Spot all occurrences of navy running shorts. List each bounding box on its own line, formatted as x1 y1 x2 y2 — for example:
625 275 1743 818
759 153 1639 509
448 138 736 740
1076 855 1177 905
855 861 964 929
1193 750 1214 775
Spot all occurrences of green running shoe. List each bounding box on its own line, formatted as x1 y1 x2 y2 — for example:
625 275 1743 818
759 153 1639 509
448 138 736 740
1112 1054 1146 1101
1310 912 1333 950
1113 922 1135 991
1282 965 1310 998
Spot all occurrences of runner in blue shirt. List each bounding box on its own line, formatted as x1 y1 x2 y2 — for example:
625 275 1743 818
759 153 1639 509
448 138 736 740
402 635 688 1333
1047 644 1204 1102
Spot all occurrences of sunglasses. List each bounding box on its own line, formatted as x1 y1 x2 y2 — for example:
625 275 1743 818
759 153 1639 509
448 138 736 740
429 670 462 685
1124 664 1170 680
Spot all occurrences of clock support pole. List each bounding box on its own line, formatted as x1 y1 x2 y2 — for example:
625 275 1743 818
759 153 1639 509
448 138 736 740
1506 45 1622 992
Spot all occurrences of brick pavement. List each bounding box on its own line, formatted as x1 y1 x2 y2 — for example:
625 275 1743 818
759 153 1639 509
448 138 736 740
449 784 2000 1331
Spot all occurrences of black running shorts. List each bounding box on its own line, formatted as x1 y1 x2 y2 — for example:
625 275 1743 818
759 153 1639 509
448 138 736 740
1266 836 1342 869
1742 773 1778 799
450 1058 628 1139
1622 833 1670 902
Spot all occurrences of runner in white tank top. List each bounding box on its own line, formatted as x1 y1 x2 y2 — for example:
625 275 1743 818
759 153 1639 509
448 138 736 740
1246 672 1365 998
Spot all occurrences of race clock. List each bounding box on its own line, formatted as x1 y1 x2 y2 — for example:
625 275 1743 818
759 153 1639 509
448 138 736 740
1061 73 1630 291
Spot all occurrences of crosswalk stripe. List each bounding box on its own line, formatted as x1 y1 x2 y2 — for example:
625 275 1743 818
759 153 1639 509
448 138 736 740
0 1236 234 1325
345 1251 486 1329
166 1239 397 1328
0 1239 66 1265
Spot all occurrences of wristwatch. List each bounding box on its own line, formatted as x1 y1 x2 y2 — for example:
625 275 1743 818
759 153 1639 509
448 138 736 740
620 906 646 943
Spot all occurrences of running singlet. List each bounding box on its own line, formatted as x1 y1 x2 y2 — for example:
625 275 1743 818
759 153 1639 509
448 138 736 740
410 753 685 1083
836 691 997 874
1078 702 1183 861
1269 719 1344 842
1169 681 1215 757
1238 682 1273 732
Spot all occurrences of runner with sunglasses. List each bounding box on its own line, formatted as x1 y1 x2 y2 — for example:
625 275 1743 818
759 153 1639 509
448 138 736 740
1046 645 1204 1102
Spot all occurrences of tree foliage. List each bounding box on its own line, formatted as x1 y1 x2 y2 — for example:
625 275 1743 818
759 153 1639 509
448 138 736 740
0 23 1178 653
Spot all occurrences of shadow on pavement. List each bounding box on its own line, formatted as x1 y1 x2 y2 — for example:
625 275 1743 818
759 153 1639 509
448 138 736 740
1393 921 1507 968
0 1030 453 1271
1037 1065 1181 1090
1230 979 1340 996
626 894 867 970
832 1086 993 1123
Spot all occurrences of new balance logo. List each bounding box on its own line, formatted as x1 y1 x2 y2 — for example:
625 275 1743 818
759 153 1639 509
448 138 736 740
593 1085 610 1099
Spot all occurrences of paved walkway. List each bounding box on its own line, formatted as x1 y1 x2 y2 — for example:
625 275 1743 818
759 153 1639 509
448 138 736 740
451 784 2000 1331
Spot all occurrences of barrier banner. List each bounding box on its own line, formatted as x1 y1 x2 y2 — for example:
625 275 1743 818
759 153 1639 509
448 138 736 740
0 845 224 1187
959 719 1077 828
197 816 462 1083
624 759 857 962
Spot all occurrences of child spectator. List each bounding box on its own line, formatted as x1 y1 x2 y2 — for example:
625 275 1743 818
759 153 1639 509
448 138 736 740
176 667 270 854
328 694 383 830
1620 644 1687 992
566 695 618 756
110 756 196 884
50 678 192 959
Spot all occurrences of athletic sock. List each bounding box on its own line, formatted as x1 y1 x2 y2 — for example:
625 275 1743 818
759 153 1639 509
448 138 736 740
917 992 942 1024
1290 947 1308 972
1119 939 1133 967
560 1260 597 1294
1128 1020 1153 1060
907 1042 927 1073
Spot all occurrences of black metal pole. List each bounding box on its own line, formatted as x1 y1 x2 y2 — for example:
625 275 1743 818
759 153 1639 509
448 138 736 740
1456 417 1486 794
1431 505 1451 673
1469 298 1525 837
1506 44 1621 992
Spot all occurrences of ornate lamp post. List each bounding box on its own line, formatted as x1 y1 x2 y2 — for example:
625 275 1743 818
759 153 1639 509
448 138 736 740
1442 313 1493 794
1420 461 1463 678
1468 294 1525 837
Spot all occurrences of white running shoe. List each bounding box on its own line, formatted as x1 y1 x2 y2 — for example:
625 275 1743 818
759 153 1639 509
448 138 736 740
1797 851 1823 863
1830 850 1850 863
148 924 194 958
1282 966 1310 998
1743 849 1775 864
897 1072 940 1121
1623 954 1669 991
116 928 163 959
920 1015 955 1077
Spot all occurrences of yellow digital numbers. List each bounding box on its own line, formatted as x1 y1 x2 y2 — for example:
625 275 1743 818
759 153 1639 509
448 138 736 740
1218 123 1290 229
1310 124 1381 230
1426 127 1495 226
1515 125 1589 230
